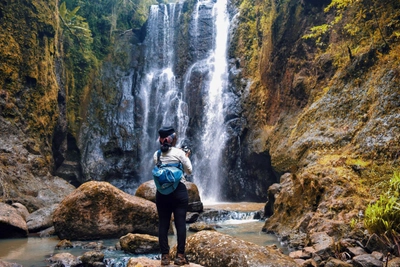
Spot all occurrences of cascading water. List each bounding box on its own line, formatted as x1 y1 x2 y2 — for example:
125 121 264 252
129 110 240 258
137 0 231 202
191 0 230 202
137 3 189 175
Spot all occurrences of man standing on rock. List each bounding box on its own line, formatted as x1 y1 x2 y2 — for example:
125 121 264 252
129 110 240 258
153 126 192 265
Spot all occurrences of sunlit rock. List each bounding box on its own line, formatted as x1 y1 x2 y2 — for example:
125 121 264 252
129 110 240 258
119 233 159 254
182 230 299 267
0 203 28 238
47 252 80 266
52 181 158 240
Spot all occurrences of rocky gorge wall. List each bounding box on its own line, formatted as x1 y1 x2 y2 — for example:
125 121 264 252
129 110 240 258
0 0 76 211
229 0 400 242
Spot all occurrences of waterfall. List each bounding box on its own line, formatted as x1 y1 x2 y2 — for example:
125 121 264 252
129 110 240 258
191 0 230 202
138 0 231 202
138 3 189 175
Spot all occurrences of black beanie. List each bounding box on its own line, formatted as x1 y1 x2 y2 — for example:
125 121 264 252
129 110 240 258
158 126 175 138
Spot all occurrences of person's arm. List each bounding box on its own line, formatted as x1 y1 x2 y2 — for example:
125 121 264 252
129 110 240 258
179 150 192 175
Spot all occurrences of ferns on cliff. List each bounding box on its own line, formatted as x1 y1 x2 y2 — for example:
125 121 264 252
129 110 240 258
303 0 400 68
364 172 400 255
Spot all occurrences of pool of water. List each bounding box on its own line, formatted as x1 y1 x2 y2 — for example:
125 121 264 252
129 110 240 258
0 204 286 266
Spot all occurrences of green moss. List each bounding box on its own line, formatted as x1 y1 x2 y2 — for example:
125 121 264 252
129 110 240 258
364 172 400 250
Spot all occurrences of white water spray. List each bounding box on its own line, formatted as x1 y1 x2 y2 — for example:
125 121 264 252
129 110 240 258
192 0 230 203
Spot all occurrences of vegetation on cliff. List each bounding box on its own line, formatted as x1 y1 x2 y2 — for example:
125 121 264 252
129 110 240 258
59 0 155 136
230 0 400 254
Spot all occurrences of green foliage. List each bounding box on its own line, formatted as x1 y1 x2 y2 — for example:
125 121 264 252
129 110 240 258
324 0 353 13
303 24 330 45
63 0 156 59
364 172 400 237
59 2 93 50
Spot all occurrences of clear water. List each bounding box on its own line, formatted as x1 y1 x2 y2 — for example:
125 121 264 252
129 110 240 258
0 220 286 266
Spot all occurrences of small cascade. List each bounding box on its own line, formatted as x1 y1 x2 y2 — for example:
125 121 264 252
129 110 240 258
198 209 263 224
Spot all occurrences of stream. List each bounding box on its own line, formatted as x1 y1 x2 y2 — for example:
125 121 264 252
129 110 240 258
0 203 287 266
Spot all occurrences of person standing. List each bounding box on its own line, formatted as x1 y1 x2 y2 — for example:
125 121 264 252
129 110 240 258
153 126 192 266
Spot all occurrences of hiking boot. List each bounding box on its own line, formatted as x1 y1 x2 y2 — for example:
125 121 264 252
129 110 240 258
174 253 189 266
161 253 171 266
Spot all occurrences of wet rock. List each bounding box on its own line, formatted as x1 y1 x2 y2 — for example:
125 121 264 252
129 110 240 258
82 241 106 251
47 252 80 266
188 201 203 212
55 239 73 249
182 230 299 266
119 233 159 254
0 202 28 238
186 212 200 223
52 181 158 240
79 251 104 266
352 253 383 267
27 204 58 233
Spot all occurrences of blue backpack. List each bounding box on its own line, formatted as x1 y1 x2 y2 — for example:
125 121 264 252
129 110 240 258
152 150 183 195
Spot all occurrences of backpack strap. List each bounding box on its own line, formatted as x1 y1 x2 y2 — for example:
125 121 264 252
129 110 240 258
156 150 162 167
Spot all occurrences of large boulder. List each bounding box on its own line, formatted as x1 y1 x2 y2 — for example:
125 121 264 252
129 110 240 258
182 230 299 267
135 180 203 212
0 202 28 238
52 181 158 240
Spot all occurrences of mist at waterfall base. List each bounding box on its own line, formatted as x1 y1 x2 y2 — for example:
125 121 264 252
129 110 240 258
0 209 288 266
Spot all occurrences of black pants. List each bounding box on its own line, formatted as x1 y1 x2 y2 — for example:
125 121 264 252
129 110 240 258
156 182 189 255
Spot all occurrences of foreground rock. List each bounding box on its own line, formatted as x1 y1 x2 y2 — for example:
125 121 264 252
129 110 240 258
53 181 159 240
0 203 28 238
0 260 22 267
182 230 299 267
119 233 159 254
47 253 80 266
126 257 204 267
135 180 203 212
